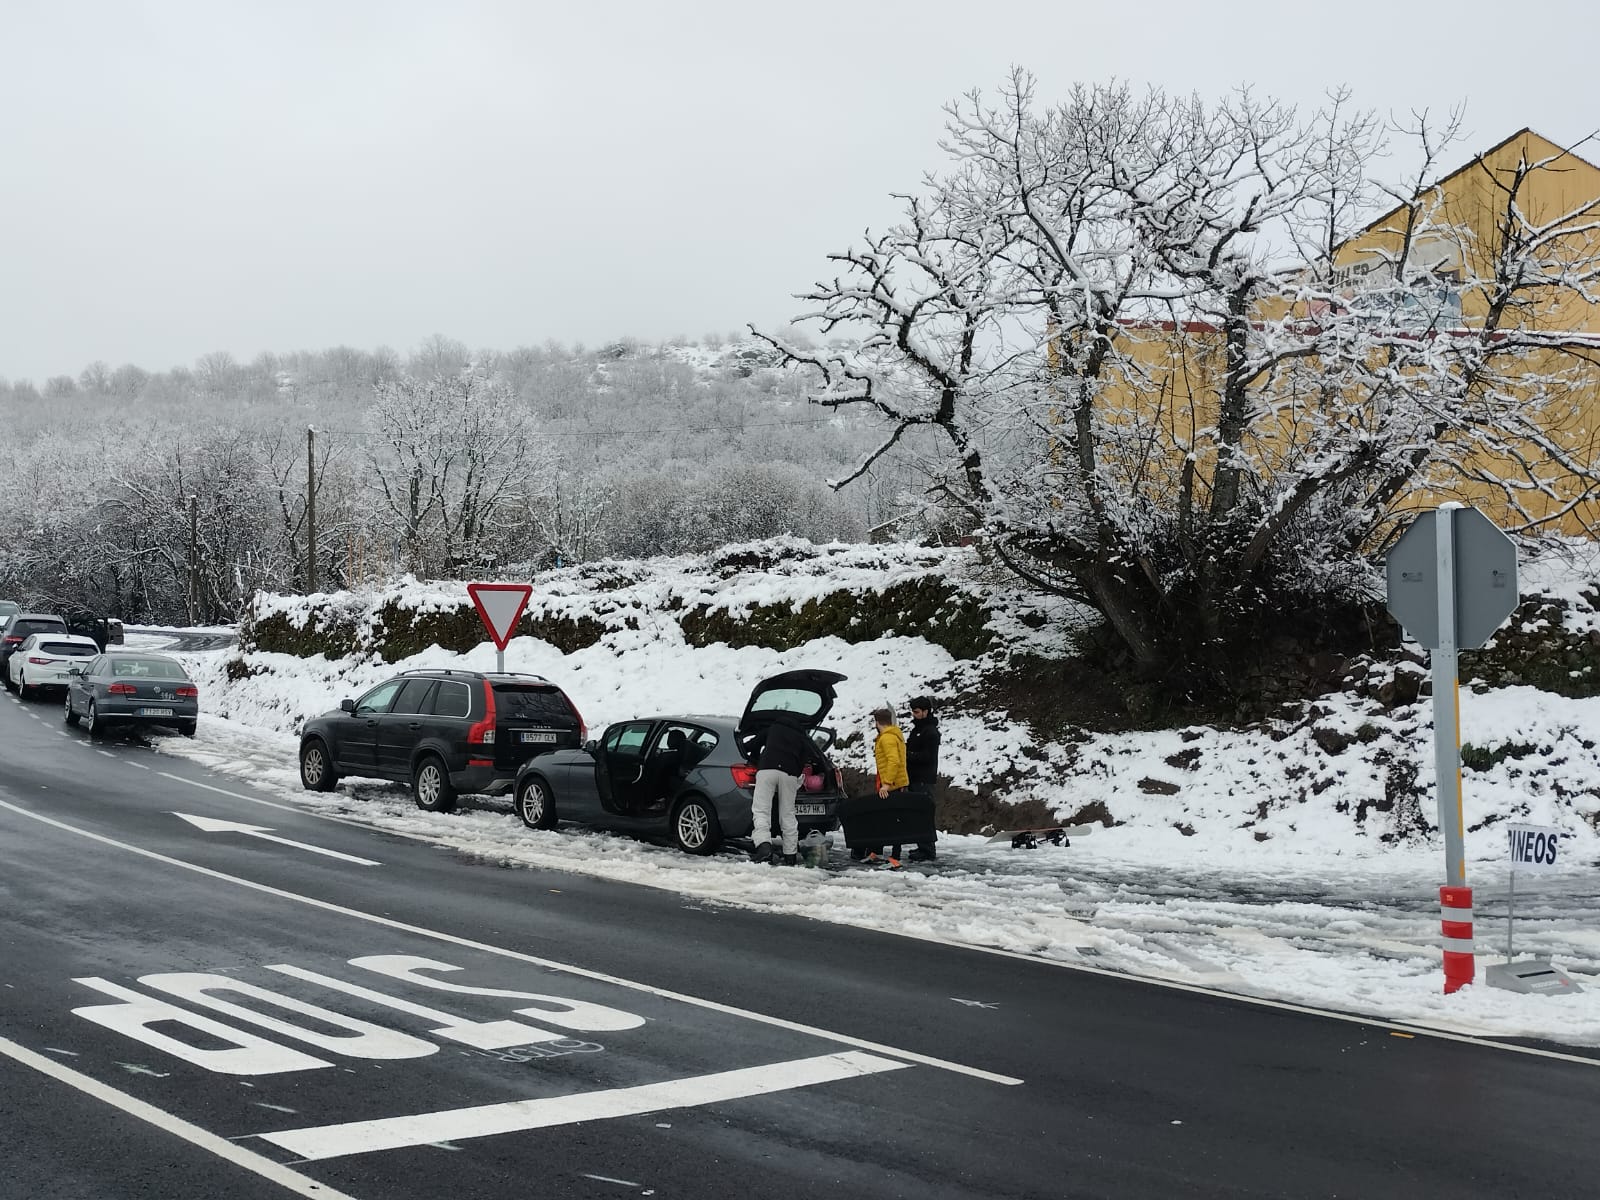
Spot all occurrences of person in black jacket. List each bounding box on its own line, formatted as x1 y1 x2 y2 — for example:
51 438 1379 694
743 710 813 865
904 697 941 862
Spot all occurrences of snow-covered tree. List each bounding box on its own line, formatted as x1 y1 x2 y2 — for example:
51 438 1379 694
759 73 1600 696
364 369 553 575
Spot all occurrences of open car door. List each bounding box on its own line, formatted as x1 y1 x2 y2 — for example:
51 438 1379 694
595 719 655 816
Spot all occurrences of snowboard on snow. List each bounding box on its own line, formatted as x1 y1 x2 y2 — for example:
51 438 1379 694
985 824 1095 849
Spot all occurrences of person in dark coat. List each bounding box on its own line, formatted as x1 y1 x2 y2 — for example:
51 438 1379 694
904 696 940 862
743 710 812 865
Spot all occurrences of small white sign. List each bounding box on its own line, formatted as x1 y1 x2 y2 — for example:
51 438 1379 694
1507 823 1563 874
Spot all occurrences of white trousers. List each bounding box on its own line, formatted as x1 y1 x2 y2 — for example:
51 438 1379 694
751 769 800 854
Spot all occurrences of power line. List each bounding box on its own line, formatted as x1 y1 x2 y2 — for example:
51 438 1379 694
308 415 853 441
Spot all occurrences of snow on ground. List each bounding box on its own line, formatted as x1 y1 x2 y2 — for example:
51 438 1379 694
136 578 1600 1050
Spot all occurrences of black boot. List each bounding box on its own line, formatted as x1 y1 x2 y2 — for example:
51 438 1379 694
780 852 798 866
750 841 773 863
909 845 938 863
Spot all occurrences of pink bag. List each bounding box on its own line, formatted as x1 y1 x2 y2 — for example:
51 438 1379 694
800 766 825 793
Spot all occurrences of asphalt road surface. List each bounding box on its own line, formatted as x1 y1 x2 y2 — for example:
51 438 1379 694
3 686 1599 1199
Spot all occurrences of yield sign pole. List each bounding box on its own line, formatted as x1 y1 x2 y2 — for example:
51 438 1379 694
466 582 533 673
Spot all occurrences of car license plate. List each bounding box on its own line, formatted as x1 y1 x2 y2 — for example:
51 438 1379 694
796 803 826 816
519 731 558 744
139 707 175 717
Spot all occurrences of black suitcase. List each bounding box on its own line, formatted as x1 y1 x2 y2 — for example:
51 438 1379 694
840 787 936 850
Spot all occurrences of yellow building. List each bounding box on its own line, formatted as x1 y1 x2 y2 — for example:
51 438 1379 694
1087 129 1600 537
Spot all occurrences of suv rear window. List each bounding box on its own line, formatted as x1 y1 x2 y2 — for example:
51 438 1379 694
494 684 576 723
11 619 67 639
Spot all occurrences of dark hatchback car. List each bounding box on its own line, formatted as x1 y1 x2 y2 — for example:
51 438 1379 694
298 669 586 812
1 612 69 690
510 669 848 855
63 651 199 736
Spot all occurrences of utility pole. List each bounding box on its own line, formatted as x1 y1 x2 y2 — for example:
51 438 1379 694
306 426 318 593
187 493 199 626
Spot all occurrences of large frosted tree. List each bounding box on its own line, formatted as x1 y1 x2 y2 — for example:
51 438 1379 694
760 73 1600 699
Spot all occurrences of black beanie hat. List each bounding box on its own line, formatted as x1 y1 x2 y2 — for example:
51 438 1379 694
909 696 934 712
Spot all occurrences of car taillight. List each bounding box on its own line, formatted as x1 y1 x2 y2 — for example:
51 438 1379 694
564 695 586 742
27 656 51 665
2 636 20 645
835 768 844 790
176 685 198 698
108 682 137 695
468 681 498 745
730 763 758 789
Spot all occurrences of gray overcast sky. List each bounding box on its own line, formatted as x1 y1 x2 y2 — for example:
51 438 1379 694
2 0 1595 383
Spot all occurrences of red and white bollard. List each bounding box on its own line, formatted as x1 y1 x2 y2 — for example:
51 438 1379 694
1440 885 1475 993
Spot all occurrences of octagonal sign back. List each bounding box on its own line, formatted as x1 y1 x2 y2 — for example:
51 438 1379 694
1384 506 1519 650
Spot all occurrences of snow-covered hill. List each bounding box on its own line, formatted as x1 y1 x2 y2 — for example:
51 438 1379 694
135 536 1600 1046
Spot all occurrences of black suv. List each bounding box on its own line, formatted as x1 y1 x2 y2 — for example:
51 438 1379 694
297 669 586 812
1 612 69 691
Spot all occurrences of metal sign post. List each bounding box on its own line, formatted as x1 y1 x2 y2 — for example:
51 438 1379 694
1385 503 1520 993
1431 507 1465 888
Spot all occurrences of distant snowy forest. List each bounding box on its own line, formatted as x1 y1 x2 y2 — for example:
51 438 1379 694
0 335 937 624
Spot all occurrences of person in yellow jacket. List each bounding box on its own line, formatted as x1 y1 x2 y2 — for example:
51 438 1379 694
872 707 909 798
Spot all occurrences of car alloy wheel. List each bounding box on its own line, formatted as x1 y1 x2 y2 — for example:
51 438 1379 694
63 691 79 726
516 777 552 830
411 755 457 813
300 739 337 791
85 699 101 736
671 797 721 855
17 672 31 700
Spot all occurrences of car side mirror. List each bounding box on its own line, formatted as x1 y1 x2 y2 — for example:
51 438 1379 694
584 739 598 755
340 698 356 713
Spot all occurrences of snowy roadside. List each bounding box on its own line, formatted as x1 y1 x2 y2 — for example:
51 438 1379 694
143 702 1600 1051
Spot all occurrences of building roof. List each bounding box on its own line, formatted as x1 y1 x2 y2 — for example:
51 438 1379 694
1356 127 1600 239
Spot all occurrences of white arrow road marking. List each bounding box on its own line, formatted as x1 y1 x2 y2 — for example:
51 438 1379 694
951 998 999 1009
260 1050 909 1161
172 813 381 866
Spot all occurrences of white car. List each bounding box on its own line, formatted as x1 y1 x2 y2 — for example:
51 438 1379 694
9 633 101 700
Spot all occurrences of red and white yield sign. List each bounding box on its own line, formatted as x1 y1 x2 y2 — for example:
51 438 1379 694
466 582 532 652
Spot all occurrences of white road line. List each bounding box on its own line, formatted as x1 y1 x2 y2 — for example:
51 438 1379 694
29 754 1595 1072
0 799 1022 1086
0 1033 358 1199
263 1051 907 1161
97 750 115 758
133 772 1600 1068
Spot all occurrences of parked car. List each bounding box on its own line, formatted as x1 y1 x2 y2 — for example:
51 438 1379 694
63 651 199 737
62 611 125 651
6 633 100 699
0 600 19 627
297 669 586 812
1 612 69 691
510 669 848 855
